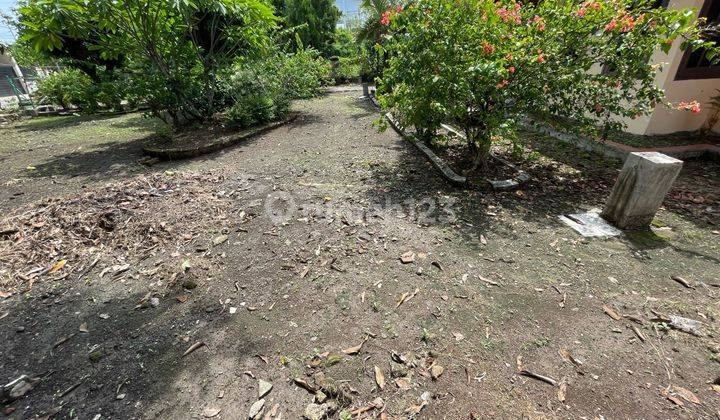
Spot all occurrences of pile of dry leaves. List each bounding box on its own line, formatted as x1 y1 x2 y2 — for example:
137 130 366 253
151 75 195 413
0 172 229 292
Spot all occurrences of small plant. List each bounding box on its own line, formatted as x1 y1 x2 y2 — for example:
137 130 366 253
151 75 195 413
420 327 435 343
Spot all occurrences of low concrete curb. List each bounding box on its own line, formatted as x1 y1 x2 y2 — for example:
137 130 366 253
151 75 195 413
143 113 298 160
525 119 720 162
367 94 467 185
369 95 531 189
384 112 467 186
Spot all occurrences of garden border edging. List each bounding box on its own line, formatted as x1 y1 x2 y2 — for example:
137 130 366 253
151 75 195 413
367 95 467 185
143 113 299 160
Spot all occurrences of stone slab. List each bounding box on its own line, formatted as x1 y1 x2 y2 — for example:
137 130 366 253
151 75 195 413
558 212 622 237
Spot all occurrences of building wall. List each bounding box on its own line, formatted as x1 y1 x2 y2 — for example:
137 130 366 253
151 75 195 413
624 0 720 134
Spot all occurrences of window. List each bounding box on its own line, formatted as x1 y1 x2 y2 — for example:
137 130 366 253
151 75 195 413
675 0 720 80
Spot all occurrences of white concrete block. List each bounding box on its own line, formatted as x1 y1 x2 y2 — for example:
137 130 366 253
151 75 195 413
601 152 683 230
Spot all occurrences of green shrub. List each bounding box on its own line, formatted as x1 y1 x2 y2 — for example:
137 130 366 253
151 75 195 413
333 57 361 84
226 61 291 128
35 68 96 111
277 48 331 99
379 0 717 169
224 46 330 127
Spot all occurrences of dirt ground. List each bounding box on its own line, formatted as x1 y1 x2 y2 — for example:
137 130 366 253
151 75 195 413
1 88 719 419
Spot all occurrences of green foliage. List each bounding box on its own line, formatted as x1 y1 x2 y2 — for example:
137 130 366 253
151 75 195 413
333 56 361 83
35 68 96 111
17 0 278 127
277 48 331 98
332 27 357 58
284 0 341 56
15 0 124 81
226 66 290 128
379 0 716 169
225 46 328 127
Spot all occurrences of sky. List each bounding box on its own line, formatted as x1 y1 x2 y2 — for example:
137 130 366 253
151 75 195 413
0 0 362 45
0 0 17 45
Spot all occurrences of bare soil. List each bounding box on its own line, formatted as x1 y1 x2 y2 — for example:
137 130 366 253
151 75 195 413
1 89 720 419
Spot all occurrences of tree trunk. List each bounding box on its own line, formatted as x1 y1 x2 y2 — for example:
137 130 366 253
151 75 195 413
468 131 492 173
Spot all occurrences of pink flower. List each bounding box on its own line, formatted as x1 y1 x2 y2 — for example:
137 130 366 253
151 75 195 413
530 15 545 31
483 42 495 54
497 4 522 24
396 5 403 13
577 7 586 17
677 100 702 114
619 14 636 32
496 79 509 88
508 66 516 74
604 19 617 31
537 54 545 63
380 10 391 26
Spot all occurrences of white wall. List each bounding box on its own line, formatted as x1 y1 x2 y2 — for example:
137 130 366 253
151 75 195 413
624 0 720 134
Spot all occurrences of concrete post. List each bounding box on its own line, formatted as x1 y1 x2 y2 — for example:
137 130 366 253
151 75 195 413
601 152 683 230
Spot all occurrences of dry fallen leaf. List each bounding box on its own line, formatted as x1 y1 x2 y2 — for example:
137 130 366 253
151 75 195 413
603 304 621 320
430 364 444 380
558 348 582 367
660 387 684 406
452 332 465 342
49 259 67 273
673 386 700 404
712 384 720 395
263 403 279 419
396 287 419 308
342 341 364 355
299 266 310 278
395 377 412 390
557 379 567 402
78 323 89 333
374 366 386 389
293 377 316 393
182 341 206 357
176 295 189 303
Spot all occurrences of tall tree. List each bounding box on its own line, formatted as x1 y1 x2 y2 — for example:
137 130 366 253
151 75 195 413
284 0 340 56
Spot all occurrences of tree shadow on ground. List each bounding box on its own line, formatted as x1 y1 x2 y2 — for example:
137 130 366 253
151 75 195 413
10 113 123 133
108 114 166 132
357 121 719 259
21 111 321 183
0 269 262 419
343 96 377 121
24 136 154 182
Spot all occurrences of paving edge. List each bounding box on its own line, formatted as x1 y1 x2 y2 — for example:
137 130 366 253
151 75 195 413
524 119 720 162
368 95 533 189
143 113 299 160
383 112 468 186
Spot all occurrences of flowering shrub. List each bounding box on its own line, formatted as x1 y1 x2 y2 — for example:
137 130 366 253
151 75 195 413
377 0 716 169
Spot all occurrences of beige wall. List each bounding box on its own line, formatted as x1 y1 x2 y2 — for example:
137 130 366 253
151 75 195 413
623 0 720 134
